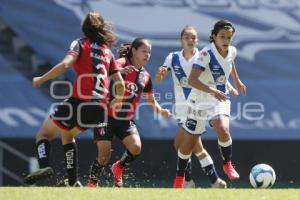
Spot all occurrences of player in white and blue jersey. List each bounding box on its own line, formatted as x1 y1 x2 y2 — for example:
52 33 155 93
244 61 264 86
156 26 227 188
173 20 247 188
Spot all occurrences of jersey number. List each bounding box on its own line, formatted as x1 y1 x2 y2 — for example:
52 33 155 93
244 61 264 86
93 64 108 99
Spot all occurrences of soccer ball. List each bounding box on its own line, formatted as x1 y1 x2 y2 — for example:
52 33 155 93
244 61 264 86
249 164 276 188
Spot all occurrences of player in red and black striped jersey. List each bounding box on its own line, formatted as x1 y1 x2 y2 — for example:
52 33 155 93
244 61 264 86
87 38 171 187
24 12 125 187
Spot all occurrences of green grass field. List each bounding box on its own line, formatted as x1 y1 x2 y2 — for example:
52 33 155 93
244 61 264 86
0 188 299 200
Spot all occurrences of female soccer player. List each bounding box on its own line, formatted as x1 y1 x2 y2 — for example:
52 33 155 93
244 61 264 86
173 20 246 188
87 38 171 187
156 26 229 188
24 12 125 187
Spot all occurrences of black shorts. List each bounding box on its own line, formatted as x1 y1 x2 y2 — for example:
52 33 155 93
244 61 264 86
50 97 107 131
94 116 138 141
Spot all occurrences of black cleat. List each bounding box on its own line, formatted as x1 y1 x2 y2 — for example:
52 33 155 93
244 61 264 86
24 167 54 185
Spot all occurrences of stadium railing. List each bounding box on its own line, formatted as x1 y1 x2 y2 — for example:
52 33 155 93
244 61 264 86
0 140 38 185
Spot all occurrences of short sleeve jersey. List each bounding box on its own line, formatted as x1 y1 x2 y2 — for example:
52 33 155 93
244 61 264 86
162 48 199 120
191 43 237 102
67 38 120 106
108 57 154 120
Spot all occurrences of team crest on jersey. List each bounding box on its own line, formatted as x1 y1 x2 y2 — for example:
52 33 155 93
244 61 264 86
216 75 226 84
180 77 189 87
98 128 105 136
126 82 139 97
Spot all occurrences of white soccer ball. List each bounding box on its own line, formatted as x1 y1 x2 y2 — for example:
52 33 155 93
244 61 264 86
249 164 276 188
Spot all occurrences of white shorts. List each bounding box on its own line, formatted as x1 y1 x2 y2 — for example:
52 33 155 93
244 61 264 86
182 98 231 135
173 103 189 126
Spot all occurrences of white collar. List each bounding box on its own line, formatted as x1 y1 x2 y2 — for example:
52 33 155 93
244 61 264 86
180 48 199 61
210 42 228 60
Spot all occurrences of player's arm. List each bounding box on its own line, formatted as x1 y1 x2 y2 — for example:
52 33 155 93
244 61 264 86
111 72 125 100
226 81 238 96
32 54 77 87
188 67 227 101
155 53 172 84
155 66 170 84
231 61 246 95
144 93 171 118
110 71 125 110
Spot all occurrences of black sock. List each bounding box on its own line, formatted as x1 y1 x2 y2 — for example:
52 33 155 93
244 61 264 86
89 159 105 183
185 159 192 181
120 150 138 168
176 157 189 177
36 139 51 168
63 142 78 186
218 145 232 164
202 164 218 184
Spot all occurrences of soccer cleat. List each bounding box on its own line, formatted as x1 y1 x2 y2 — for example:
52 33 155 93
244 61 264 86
173 176 185 188
211 178 227 188
183 179 195 188
24 167 54 185
223 161 240 181
72 181 83 187
111 160 123 187
87 180 99 188
62 179 83 187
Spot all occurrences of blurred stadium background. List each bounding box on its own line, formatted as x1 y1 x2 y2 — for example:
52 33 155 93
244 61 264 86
0 0 299 187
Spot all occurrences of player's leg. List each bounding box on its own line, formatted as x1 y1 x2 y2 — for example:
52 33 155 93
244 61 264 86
88 140 112 187
60 127 82 186
192 137 226 188
112 120 141 187
174 98 207 189
174 127 194 188
24 116 77 185
87 125 113 187
174 117 201 188
211 116 239 181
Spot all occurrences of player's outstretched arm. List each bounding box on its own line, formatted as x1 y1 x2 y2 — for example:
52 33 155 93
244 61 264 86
155 66 169 84
110 72 125 110
226 81 238 97
231 62 246 96
144 93 171 118
32 54 77 88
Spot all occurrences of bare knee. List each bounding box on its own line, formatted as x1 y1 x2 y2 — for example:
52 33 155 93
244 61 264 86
216 127 231 142
128 143 141 156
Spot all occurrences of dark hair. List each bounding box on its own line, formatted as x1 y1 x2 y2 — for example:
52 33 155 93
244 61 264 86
209 20 235 42
118 38 151 58
180 26 197 39
81 12 116 47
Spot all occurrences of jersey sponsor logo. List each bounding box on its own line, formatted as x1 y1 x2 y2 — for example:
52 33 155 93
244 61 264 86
55 0 300 61
185 118 197 131
212 65 220 70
